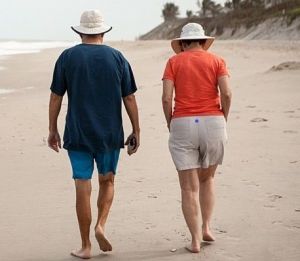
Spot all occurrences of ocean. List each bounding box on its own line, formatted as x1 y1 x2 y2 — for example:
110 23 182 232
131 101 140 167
0 41 74 95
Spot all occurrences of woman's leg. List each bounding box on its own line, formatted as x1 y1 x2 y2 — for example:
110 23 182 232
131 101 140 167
198 165 218 241
178 168 201 253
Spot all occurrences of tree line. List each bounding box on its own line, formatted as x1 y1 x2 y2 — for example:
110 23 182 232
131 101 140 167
162 0 291 20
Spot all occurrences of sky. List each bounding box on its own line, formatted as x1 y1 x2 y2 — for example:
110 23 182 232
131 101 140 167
0 0 225 41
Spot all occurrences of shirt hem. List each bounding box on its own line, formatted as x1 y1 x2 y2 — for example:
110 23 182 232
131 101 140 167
172 112 224 119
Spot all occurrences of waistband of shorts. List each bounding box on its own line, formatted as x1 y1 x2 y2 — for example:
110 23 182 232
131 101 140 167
171 115 224 121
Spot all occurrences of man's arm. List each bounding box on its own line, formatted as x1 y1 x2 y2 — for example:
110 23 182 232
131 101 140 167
123 94 140 155
218 76 232 121
162 79 174 130
48 92 63 152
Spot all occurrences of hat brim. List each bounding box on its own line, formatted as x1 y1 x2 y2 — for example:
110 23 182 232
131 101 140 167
171 36 215 54
71 24 112 35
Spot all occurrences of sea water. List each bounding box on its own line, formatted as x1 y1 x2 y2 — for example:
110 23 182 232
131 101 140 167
0 41 75 95
0 41 74 56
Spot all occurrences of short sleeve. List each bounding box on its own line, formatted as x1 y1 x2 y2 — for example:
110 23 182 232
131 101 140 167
121 60 137 97
162 59 175 82
217 58 229 78
50 53 67 96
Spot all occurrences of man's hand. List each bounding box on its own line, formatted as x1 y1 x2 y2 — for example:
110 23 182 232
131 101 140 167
125 132 140 156
48 92 63 152
48 131 61 152
123 94 140 156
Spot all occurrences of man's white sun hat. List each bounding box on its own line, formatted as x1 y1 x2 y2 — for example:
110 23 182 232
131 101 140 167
71 10 112 35
171 23 214 54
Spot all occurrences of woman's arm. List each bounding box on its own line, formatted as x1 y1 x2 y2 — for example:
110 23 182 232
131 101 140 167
218 76 232 121
162 79 174 130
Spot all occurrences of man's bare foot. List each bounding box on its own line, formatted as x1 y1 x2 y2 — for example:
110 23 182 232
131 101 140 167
185 244 200 253
70 248 91 259
95 226 112 252
202 228 215 242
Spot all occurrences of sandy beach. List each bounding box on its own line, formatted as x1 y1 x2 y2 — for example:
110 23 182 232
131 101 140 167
0 40 300 261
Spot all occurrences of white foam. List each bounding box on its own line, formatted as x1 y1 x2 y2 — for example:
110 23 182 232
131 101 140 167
0 88 15 95
0 41 75 57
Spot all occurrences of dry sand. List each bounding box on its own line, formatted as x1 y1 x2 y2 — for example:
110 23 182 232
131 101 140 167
0 40 300 261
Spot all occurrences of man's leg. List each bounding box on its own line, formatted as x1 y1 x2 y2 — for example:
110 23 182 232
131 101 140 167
71 179 92 259
178 169 201 253
198 165 218 241
95 173 115 252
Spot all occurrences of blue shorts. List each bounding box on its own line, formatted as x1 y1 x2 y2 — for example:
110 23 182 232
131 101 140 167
68 150 120 180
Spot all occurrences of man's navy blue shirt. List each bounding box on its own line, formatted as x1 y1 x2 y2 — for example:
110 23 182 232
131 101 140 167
50 43 137 153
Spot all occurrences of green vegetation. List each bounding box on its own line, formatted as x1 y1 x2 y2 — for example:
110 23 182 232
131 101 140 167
162 2 180 21
188 0 300 34
141 0 300 40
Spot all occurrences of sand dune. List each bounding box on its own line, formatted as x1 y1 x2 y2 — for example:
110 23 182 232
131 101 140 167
0 40 299 261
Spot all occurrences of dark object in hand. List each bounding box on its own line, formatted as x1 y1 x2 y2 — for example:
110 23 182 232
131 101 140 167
128 136 137 151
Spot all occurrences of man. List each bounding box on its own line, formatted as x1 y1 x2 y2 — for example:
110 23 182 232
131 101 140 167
48 10 140 259
162 23 232 253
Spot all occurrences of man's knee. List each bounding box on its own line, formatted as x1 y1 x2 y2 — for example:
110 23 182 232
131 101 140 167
75 179 92 191
99 173 115 187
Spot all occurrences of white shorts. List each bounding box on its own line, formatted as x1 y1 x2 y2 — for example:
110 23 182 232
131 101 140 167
169 116 227 171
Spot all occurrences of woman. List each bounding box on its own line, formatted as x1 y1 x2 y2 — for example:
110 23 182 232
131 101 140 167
162 23 232 253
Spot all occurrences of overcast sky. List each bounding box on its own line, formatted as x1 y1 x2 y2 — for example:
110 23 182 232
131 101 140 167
0 0 225 41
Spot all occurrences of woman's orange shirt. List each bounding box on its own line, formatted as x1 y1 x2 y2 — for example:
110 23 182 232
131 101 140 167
163 49 229 118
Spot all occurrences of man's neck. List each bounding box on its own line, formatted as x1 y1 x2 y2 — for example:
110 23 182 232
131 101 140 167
81 36 103 45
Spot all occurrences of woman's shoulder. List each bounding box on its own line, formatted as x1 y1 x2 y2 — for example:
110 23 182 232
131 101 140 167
205 51 226 63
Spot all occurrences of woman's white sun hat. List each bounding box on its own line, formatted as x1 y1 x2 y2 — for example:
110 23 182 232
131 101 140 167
71 10 112 35
171 23 214 54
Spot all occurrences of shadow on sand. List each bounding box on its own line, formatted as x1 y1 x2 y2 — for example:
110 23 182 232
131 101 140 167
27 242 214 261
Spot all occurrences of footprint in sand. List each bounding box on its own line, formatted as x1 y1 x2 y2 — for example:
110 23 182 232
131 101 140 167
148 194 158 199
290 161 298 164
270 61 300 71
215 228 227 234
272 220 283 225
283 130 298 134
268 194 283 202
284 110 295 113
285 224 300 230
251 117 268 122
289 115 300 118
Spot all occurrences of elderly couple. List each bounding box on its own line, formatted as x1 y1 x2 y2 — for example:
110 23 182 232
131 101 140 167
48 10 232 259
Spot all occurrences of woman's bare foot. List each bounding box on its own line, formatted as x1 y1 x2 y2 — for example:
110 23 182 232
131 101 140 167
202 227 215 242
70 247 91 259
95 226 112 252
185 243 200 253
